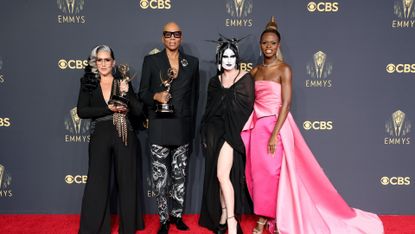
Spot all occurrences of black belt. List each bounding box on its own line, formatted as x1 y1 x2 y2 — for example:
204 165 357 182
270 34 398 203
90 114 133 134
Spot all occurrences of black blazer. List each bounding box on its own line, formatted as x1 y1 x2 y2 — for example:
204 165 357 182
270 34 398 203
77 79 142 121
139 49 199 145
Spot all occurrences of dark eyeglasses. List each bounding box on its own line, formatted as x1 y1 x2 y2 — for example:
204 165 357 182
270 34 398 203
163 31 182 38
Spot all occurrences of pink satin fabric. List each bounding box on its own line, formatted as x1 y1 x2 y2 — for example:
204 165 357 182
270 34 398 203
241 81 384 234
244 115 283 218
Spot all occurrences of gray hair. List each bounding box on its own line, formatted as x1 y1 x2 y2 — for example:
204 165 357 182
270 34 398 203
88 45 114 74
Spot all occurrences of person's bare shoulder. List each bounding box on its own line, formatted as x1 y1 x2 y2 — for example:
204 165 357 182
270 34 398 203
250 66 259 77
278 62 292 81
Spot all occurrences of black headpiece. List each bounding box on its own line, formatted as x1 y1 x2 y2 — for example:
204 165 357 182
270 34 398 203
207 34 248 73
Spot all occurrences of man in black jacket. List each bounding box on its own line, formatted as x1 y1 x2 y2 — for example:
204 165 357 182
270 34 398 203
139 22 199 234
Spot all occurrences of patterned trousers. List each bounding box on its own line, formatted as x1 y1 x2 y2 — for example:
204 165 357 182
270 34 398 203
151 144 189 223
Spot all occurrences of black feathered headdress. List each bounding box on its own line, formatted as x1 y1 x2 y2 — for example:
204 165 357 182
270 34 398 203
207 34 249 73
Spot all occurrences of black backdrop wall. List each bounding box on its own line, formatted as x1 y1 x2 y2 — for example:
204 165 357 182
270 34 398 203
0 0 414 214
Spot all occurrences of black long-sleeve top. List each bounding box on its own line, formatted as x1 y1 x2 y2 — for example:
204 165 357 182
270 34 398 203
77 79 142 121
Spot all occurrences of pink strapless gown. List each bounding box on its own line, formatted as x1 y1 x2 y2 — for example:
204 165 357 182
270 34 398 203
241 81 384 234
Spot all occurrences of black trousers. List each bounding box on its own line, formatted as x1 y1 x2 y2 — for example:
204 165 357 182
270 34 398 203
150 144 189 224
79 121 138 234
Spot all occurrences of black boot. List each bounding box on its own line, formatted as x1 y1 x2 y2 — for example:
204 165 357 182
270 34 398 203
170 216 189 230
157 222 170 234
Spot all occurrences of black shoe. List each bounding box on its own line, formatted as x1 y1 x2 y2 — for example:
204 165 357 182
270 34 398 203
170 216 189 230
158 222 170 234
215 223 227 234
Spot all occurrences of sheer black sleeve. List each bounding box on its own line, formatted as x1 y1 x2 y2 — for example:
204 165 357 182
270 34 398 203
223 73 255 153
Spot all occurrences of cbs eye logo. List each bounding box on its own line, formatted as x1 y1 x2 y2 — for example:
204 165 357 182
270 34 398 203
0 118 11 127
380 176 410 186
303 120 333 130
307 1 339 12
386 64 415 73
65 175 88 184
58 59 88 70
140 0 171 9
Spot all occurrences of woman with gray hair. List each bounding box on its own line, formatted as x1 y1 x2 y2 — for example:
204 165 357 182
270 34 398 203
77 45 144 234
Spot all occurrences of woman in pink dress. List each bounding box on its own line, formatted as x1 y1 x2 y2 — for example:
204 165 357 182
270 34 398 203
241 17 384 234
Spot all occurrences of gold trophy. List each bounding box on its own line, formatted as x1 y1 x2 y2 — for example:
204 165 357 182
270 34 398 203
155 67 178 113
108 64 131 108
108 64 133 145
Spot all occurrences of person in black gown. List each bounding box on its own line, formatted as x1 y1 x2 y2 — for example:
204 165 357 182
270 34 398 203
77 45 144 234
199 38 254 234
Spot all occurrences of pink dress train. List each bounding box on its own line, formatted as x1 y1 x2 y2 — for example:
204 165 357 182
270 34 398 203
241 81 384 234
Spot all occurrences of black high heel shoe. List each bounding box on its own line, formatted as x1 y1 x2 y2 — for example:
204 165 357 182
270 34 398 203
215 223 227 234
215 207 227 234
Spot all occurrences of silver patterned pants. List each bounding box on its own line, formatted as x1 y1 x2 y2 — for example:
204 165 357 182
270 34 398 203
151 144 189 224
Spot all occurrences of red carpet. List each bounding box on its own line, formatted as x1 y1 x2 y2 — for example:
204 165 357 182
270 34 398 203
0 214 414 233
